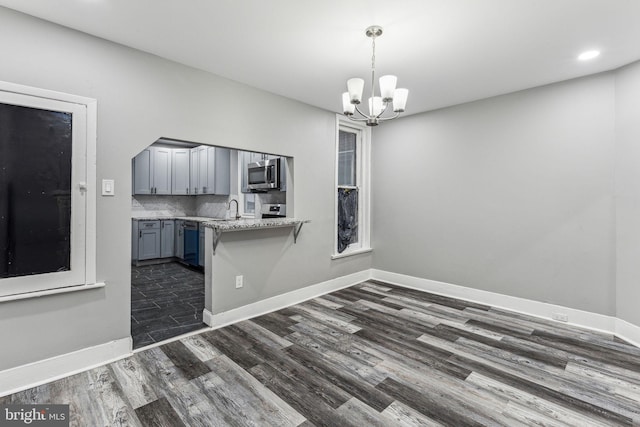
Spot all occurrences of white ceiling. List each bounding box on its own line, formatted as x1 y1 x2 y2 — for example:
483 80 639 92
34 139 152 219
1 0 639 116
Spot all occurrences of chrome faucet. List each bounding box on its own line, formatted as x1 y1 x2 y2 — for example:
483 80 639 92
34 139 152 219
228 198 241 220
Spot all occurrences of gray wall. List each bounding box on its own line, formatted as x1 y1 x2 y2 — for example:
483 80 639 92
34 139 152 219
615 60 640 326
0 7 371 371
372 73 617 316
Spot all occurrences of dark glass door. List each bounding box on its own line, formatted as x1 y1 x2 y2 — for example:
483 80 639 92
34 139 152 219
0 103 72 278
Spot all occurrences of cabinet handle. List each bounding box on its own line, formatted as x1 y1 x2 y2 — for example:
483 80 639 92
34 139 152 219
203 186 207 193
139 230 142 238
187 188 189 194
162 222 164 229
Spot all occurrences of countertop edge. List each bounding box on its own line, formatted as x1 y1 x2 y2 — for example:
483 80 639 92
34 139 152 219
202 218 310 232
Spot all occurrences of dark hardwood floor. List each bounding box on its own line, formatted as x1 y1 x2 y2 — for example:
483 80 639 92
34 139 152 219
131 262 207 348
4 280 640 426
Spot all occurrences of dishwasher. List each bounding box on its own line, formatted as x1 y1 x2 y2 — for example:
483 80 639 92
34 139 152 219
183 221 199 267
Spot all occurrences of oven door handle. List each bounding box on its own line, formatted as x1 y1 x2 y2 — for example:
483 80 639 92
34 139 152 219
265 165 272 183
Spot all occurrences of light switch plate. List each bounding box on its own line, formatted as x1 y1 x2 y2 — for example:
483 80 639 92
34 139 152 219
102 179 115 196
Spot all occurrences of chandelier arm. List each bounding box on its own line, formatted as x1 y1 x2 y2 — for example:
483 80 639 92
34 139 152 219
347 115 369 122
353 103 370 119
377 111 401 121
375 102 389 119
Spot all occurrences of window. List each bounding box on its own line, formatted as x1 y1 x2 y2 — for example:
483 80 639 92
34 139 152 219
334 117 370 257
0 81 96 297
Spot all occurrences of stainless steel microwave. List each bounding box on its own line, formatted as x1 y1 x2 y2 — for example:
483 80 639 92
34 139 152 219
247 158 281 191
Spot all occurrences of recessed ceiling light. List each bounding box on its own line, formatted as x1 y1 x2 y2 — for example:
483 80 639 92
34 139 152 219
578 50 600 61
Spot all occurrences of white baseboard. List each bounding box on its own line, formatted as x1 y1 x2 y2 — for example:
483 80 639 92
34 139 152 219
616 318 640 348
0 337 131 398
370 269 638 339
204 269 372 329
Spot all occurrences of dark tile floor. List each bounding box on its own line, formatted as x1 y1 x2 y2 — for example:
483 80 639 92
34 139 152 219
131 262 207 349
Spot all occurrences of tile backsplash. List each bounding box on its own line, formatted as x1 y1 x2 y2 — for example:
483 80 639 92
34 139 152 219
132 192 284 219
195 195 231 218
131 195 197 217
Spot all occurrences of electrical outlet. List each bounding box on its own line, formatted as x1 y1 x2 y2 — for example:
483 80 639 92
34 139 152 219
235 275 243 289
552 312 569 322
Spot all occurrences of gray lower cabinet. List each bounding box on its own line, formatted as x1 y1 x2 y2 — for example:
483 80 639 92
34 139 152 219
175 220 185 259
137 220 161 260
198 225 204 267
161 220 175 258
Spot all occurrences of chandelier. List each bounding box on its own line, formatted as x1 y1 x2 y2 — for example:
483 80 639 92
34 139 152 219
342 25 409 126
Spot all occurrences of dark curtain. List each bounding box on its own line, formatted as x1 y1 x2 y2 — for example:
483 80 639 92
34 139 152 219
337 188 358 253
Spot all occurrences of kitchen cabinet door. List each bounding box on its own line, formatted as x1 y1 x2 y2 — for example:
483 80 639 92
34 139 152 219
133 146 172 195
133 148 153 194
161 220 175 258
131 220 139 262
152 147 172 195
194 146 231 195
197 146 209 194
190 147 199 195
209 146 230 195
175 220 185 259
138 220 161 260
172 149 190 195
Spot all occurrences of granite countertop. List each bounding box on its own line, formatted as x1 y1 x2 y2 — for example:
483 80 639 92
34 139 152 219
132 216 309 233
132 216 224 222
201 217 309 232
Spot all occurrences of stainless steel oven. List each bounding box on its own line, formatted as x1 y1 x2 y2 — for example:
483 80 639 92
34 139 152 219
260 204 286 218
247 158 280 191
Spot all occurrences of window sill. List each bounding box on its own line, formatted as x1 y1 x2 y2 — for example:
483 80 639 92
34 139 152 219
331 247 373 260
0 282 106 303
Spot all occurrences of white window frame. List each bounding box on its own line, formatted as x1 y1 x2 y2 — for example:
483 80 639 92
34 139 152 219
332 115 371 259
0 81 97 299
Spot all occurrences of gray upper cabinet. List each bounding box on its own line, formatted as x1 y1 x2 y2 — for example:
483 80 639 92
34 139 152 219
171 149 190 195
152 147 172 195
133 148 152 195
133 146 172 195
134 144 230 196
190 147 199 195
191 145 231 195
197 145 209 194
211 147 230 195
